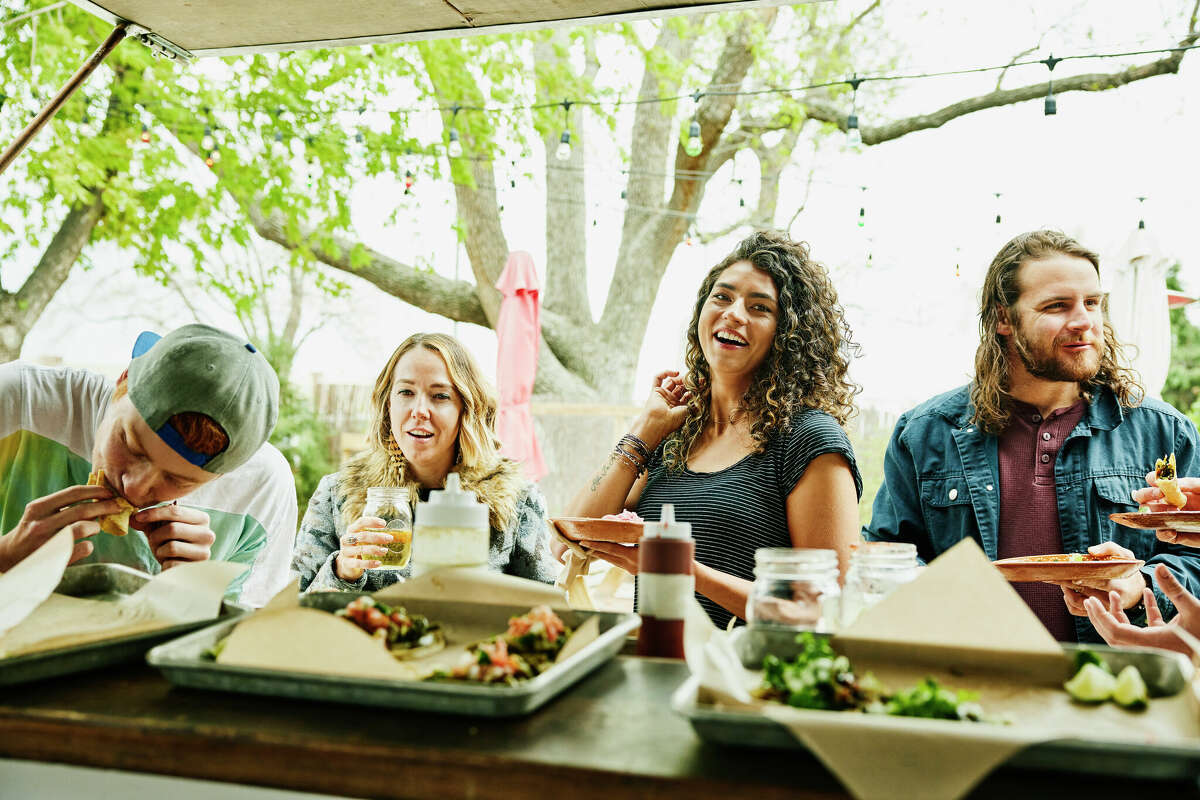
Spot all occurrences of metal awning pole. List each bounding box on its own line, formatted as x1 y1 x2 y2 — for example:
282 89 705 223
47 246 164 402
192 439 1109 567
0 21 129 176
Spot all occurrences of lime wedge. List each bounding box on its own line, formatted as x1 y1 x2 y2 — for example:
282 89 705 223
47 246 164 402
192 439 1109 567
1064 662 1116 703
1112 665 1148 710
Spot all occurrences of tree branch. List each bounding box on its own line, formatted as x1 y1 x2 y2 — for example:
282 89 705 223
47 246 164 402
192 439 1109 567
602 8 779 340
804 37 1197 144
247 204 488 327
0 193 104 360
536 35 595 328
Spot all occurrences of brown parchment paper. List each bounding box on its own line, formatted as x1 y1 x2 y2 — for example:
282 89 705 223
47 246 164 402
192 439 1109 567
0 552 246 658
217 571 595 680
685 539 1200 800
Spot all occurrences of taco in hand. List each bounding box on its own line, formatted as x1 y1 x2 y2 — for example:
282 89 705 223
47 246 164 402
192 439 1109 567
86 469 136 536
1154 453 1187 511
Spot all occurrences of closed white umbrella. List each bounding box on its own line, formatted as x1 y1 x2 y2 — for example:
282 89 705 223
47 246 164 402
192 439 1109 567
1105 227 1173 398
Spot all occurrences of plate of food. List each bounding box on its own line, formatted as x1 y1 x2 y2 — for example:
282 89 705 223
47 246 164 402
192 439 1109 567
993 553 1144 583
1110 511 1200 533
550 511 644 544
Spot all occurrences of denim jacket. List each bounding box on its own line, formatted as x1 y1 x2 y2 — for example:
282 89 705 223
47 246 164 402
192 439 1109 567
865 384 1200 642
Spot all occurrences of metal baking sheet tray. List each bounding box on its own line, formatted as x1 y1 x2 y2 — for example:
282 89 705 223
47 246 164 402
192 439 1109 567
0 563 246 686
672 628 1200 781
147 593 641 717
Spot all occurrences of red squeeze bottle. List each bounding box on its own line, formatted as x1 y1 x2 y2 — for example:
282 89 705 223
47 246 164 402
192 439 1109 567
636 504 695 659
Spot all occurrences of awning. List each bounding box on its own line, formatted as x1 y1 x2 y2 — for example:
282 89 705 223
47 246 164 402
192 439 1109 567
3 0 789 175
68 0 786 58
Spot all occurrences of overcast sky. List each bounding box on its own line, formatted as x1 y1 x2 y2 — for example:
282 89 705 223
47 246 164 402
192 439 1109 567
13 0 1200 413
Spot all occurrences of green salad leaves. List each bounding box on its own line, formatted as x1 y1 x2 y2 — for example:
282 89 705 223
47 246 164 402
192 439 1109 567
756 633 995 723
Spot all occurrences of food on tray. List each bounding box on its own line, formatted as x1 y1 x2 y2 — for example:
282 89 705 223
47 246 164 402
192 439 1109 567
754 633 994 722
602 510 644 522
1155 452 1187 510
431 605 571 685
86 470 135 536
1063 650 1148 710
336 596 445 660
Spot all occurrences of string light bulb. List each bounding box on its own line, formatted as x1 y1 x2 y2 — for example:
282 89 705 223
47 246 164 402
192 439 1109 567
139 124 151 143
1136 195 1147 230
858 185 868 228
447 104 463 158
201 125 214 151
846 76 863 149
684 119 703 157
1043 55 1060 116
404 169 415 194
556 131 572 161
555 100 573 161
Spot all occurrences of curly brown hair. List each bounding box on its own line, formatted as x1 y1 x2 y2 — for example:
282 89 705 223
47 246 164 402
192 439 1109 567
971 229 1143 434
661 230 861 472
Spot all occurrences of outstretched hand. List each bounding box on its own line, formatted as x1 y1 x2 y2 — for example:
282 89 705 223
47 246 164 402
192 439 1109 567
1084 563 1200 657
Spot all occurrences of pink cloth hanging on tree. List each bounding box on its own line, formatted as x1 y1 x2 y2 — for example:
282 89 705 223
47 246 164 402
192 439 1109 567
494 251 547 481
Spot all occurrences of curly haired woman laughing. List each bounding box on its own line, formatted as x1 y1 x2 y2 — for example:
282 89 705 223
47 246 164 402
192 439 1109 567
567 230 863 628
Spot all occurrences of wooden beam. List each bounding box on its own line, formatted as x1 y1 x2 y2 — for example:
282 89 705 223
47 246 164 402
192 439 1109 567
0 22 129 176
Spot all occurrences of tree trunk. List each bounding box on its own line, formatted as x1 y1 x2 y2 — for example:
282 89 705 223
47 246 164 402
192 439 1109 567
0 194 104 362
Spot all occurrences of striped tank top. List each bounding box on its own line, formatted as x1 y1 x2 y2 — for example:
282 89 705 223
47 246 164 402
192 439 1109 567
636 409 862 630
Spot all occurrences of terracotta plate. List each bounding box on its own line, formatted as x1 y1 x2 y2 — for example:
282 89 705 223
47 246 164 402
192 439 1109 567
1110 511 1200 533
550 517 643 544
993 554 1144 583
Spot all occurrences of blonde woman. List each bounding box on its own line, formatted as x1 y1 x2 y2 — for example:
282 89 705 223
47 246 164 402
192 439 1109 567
293 333 558 591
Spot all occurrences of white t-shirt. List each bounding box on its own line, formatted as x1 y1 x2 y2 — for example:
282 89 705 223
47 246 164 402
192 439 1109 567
0 361 297 607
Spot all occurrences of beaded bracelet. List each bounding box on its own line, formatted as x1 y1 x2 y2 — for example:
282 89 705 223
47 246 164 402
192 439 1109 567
618 433 651 461
613 442 647 476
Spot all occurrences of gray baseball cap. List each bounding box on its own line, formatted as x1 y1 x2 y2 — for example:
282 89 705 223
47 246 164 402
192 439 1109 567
127 324 280 474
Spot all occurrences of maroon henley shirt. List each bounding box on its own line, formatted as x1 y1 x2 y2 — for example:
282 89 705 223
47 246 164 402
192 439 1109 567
996 398 1088 642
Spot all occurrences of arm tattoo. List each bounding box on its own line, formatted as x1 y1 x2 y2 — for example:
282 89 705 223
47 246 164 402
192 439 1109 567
590 452 618 493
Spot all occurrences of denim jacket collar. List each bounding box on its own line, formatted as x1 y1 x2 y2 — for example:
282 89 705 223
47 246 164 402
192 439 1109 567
931 384 1124 434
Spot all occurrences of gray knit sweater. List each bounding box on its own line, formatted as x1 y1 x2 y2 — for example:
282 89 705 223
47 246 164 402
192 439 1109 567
292 472 559 592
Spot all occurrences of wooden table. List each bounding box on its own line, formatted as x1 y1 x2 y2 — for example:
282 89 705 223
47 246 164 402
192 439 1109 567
0 657 1193 799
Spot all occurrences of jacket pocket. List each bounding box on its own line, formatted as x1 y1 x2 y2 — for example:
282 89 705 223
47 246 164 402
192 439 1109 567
919 476 976 553
1091 474 1145 553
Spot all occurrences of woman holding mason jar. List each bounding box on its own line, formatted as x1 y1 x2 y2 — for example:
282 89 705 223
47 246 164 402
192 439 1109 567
292 333 558 592
566 231 863 629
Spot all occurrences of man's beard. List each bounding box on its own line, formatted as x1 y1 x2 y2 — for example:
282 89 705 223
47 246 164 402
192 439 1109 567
1011 321 1102 383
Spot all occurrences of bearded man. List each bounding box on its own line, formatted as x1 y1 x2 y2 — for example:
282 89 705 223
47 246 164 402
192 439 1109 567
865 230 1200 642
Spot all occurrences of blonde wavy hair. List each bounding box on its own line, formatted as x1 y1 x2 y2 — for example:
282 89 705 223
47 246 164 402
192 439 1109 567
661 230 861 472
970 230 1143 435
338 333 523 531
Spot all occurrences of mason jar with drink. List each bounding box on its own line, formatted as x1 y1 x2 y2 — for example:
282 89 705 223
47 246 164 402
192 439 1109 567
362 486 413 571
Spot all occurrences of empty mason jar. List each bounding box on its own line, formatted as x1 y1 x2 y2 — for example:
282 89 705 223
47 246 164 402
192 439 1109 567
745 548 841 633
841 541 919 627
362 486 413 571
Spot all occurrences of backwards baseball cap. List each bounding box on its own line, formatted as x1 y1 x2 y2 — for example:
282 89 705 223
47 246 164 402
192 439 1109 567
127 324 280 474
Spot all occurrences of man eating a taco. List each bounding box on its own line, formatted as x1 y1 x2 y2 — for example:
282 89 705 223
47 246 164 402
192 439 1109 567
0 324 296 606
865 230 1200 642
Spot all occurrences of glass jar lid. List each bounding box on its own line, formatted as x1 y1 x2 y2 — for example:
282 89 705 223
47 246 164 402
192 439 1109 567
753 547 838 578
